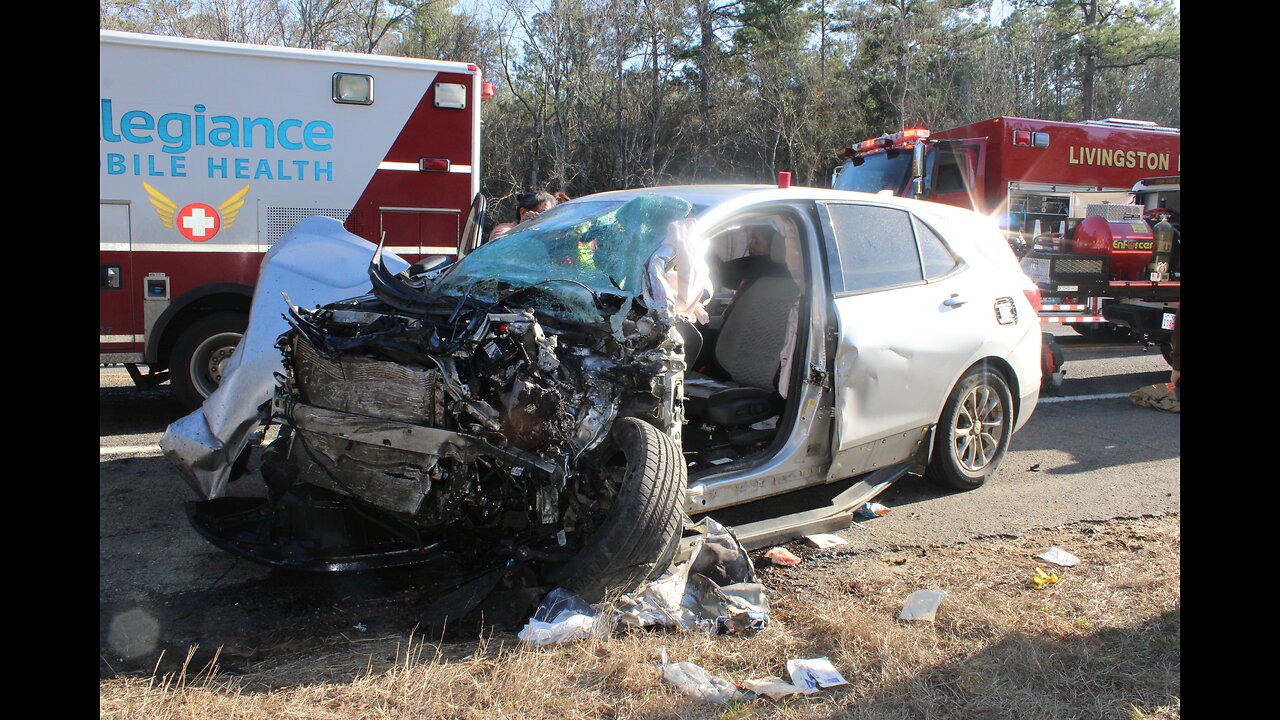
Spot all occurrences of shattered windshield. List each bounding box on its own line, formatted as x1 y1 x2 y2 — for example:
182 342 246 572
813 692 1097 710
433 194 696 323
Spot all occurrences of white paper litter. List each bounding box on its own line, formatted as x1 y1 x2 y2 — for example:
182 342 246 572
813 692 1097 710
786 657 848 692
1036 546 1080 567
805 533 848 549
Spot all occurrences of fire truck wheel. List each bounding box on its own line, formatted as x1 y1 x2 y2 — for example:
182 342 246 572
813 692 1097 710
171 312 248 411
926 365 1014 491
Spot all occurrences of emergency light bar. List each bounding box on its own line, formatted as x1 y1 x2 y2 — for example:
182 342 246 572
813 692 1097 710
843 127 932 158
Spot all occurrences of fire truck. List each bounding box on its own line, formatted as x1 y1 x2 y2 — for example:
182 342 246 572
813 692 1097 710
100 30 491 409
1094 176 1180 358
831 116 1180 367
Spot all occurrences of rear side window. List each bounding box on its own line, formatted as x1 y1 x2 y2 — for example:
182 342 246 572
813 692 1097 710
825 204 923 294
914 217 960 279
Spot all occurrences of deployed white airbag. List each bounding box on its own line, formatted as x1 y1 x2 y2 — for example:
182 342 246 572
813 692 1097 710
160 216 409 500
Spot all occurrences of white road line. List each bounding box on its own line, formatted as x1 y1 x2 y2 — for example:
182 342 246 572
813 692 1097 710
1039 392 1133 404
101 445 163 459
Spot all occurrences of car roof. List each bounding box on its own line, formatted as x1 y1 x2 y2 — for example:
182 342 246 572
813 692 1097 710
566 184 980 220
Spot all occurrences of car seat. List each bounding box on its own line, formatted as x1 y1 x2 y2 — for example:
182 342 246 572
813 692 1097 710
684 236 800 426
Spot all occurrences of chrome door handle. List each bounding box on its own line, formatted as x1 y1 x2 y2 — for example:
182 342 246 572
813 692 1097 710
943 293 968 307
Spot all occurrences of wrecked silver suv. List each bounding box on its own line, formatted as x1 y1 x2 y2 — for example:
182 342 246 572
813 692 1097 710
163 185 1043 603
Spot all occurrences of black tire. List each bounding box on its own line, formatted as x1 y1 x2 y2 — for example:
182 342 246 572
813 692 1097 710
547 417 687 603
926 365 1014 491
170 312 247 411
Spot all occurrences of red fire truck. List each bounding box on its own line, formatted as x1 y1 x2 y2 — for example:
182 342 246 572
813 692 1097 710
101 30 492 409
831 116 1180 349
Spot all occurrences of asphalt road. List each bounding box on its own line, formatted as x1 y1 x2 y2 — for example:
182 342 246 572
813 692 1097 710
98 326 1179 675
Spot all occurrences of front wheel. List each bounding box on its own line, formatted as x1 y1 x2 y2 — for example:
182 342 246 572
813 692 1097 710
926 365 1014 491
546 417 687 603
170 312 247 411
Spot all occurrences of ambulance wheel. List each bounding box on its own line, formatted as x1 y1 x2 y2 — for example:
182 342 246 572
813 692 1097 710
171 312 247 411
926 365 1014 491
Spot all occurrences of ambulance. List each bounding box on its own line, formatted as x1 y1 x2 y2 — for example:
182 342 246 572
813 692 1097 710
100 29 490 408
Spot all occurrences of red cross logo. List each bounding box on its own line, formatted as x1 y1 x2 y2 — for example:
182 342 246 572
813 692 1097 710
176 203 222 242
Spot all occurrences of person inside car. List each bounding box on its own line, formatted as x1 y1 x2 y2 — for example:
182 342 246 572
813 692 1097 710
490 190 557 240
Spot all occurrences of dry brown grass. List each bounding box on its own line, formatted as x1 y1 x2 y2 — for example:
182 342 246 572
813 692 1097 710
100 514 1179 720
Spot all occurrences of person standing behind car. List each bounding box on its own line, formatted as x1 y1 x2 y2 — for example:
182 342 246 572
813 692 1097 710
490 190 557 240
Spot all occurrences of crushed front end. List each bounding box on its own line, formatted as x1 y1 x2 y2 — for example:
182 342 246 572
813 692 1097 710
184 194 701 599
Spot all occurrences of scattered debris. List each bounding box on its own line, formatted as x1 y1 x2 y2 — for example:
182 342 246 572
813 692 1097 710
761 547 801 567
786 657 849 692
898 589 947 621
1130 383 1179 412
854 502 892 519
616 518 768 633
657 655 849 703
741 676 809 699
805 533 848 549
1036 546 1080 567
517 607 614 647
517 518 770 644
660 660 746 703
1031 566 1063 589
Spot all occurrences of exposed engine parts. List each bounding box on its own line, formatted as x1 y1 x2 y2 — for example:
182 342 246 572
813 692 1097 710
261 264 686 558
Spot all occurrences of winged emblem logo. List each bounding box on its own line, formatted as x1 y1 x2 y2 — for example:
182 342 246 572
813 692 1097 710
142 182 250 242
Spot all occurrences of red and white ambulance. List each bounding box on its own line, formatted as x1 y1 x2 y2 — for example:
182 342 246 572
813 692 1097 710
100 29 490 408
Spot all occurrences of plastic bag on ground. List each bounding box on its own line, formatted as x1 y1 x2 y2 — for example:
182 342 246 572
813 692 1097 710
898 589 947 621
533 587 594 621
660 661 745 703
1036 546 1080 567
518 587 617 647
518 609 615 647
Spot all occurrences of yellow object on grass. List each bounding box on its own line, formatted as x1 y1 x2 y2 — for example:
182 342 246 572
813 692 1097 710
1032 566 1062 589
